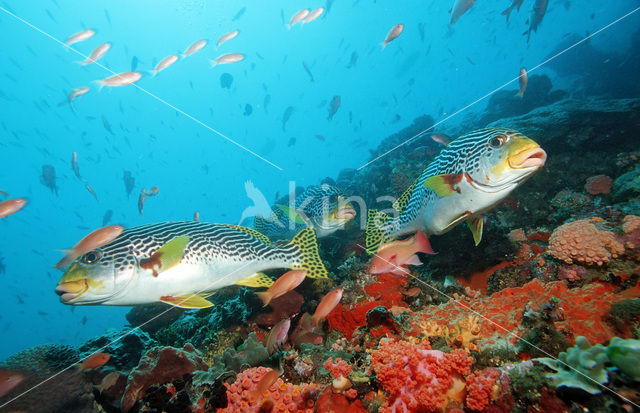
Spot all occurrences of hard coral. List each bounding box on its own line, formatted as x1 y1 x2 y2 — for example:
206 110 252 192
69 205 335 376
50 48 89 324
584 174 613 195
220 366 318 413
548 218 624 265
121 343 209 412
370 338 473 412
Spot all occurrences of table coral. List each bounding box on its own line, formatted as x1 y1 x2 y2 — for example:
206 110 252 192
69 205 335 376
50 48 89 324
548 218 624 265
370 338 473 412
220 366 318 412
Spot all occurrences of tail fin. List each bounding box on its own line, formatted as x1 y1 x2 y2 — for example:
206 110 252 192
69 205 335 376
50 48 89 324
414 230 437 255
365 209 392 254
288 227 327 279
501 7 512 22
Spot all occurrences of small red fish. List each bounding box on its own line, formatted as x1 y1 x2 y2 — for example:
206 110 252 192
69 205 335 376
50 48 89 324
251 369 280 399
138 190 147 216
381 24 403 49
55 225 124 269
310 288 343 328
85 183 98 201
78 352 110 370
0 198 27 219
265 318 291 354
256 270 306 307
0 370 24 397
71 151 81 179
193 211 200 222
369 230 436 275
516 67 528 98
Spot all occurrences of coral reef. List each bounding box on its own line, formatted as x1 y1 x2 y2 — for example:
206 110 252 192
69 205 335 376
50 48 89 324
548 218 625 266
121 343 209 411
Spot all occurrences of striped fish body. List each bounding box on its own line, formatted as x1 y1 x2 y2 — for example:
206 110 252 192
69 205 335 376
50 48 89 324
255 184 355 240
366 128 546 252
56 222 327 308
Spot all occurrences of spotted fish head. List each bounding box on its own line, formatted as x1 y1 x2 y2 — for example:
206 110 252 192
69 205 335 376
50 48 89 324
55 247 136 305
302 187 356 237
449 128 546 193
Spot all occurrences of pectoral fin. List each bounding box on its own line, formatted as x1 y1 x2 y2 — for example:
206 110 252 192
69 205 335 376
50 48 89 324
275 204 307 225
140 236 189 277
423 174 463 197
235 272 274 288
467 215 484 246
160 294 213 309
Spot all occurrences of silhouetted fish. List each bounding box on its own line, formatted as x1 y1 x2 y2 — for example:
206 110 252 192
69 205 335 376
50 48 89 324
103 209 113 225
131 56 139 71
302 61 314 82
501 0 525 22
220 73 233 89
40 165 58 195
243 104 253 116
282 106 294 131
232 7 246 21
327 95 341 121
346 51 358 69
524 0 548 42
123 170 135 198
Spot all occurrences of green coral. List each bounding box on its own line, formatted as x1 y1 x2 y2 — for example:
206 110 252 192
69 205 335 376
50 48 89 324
538 336 609 394
606 337 640 382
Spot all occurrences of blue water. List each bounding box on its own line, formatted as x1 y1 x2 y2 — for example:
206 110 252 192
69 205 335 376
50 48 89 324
0 0 638 361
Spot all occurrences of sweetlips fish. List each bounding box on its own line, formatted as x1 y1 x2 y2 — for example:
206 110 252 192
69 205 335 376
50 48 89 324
366 128 547 253
254 184 356 240
55 222 328 309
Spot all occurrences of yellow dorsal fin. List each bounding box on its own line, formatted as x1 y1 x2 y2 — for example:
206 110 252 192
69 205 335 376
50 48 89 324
275 204 307 225
140 236 189 277
159 294 213 309
235 272 275 288
423 174 463 197
466 215 484 246
289 227 328 279
222 224 271 245
392 177 419 213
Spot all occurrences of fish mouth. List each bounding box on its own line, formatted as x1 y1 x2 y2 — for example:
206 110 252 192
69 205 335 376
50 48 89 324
333 207 356 221
55 279 88 303
509 147 547 169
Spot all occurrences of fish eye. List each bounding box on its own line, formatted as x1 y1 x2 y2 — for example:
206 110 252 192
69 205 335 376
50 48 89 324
82 250 102 264
489 135 507 148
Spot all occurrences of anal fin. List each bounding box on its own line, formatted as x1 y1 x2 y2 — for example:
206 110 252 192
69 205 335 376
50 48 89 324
234 272 274 288
467 215 484 246
160 294 213 309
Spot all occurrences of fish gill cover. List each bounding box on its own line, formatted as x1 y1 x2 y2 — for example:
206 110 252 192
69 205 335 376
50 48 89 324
0 0 640 412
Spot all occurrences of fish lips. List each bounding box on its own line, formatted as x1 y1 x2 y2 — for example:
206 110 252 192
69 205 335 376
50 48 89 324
334 207 356 221
55 279 88 303
509 147 547 169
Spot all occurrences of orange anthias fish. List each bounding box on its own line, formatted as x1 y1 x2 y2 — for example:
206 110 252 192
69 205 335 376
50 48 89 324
251 369 280 399
256 270 306 307
516 67 528 98
0 198 27 219
265 318 291 354
368 230 437 275
310 287 343 328
78 352 110 370
55 225 124 269
0 370 24 397
381 24 403 49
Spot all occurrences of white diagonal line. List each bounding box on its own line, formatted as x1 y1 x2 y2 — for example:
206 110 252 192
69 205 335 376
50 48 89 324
0 260 254 409
358 6 640 170
0 6 283 171
357 242 640 408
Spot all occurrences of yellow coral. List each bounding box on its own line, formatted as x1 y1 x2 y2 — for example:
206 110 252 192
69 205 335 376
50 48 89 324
417 315 482 352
